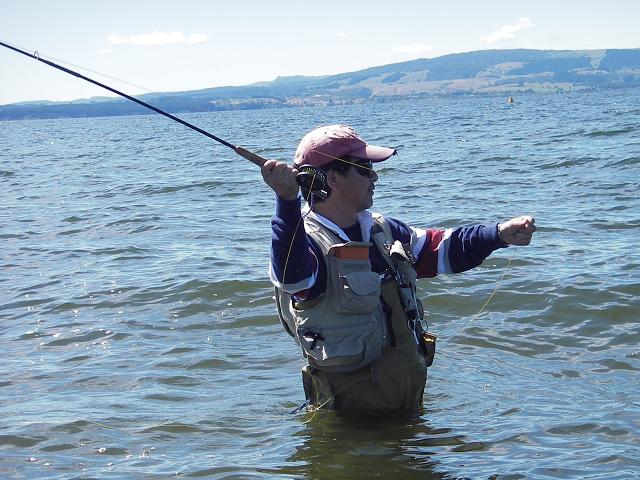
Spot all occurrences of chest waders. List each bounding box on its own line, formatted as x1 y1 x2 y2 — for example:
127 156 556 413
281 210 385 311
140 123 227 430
276 214 437 416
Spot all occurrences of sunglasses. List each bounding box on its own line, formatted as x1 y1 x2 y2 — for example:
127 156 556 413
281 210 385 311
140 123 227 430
349 159 374 178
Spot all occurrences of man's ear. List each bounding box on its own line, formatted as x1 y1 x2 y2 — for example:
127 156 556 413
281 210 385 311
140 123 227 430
325 169 341 191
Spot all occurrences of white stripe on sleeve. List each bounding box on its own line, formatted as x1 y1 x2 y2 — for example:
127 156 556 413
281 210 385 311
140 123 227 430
437 228 454 274
268 263 317 294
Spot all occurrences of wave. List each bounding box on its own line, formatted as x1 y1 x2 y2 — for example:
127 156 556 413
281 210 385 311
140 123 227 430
137 180 224 195
605 156 640 168
590 219 640 230
586 126 635 137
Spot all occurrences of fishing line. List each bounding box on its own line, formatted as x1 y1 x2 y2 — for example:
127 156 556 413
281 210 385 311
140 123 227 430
7 41 155 93
46 56 155 94
0 40 265 166
437 246 517 340
280 173 318 287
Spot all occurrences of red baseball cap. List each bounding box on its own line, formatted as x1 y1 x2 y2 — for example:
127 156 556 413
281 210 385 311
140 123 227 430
294 124 396 168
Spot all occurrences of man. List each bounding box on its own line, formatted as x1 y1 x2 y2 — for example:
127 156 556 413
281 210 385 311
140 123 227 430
261 124 536 416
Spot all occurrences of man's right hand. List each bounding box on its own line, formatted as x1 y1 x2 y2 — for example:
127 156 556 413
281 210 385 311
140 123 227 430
261 160 299 201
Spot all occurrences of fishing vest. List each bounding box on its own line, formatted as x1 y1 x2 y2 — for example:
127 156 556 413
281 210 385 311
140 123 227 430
276 213 436 415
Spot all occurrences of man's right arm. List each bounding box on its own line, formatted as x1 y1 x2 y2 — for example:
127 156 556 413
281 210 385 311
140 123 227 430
269 196 319 295
261 160 321 297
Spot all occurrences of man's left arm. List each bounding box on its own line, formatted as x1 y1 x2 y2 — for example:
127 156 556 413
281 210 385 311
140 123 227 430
388 216 536 278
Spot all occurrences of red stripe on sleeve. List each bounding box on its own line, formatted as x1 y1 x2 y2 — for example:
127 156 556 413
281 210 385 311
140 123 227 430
414 229 444 278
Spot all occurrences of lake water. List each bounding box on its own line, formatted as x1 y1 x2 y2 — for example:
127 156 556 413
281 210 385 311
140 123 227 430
1 89 639 479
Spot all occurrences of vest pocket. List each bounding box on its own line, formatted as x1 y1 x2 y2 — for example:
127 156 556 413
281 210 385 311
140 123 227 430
296 316 383 372
333 270 381 313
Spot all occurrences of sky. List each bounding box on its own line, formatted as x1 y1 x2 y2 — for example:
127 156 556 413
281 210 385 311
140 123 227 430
1 0 639 105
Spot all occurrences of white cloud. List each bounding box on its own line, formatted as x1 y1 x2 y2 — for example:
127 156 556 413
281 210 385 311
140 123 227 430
337 32 348 38
480 17 535 43
108 34 128 45
107 31 209 46
393 42 433 54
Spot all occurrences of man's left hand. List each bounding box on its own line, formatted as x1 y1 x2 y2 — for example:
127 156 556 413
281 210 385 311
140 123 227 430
498 216 536 246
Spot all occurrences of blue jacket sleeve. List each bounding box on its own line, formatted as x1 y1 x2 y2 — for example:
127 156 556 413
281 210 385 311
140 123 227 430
269 196 319 294
447 224 507 273
386 218 507 277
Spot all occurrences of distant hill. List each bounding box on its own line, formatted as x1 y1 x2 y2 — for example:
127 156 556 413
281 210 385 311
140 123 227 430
2 48 639 120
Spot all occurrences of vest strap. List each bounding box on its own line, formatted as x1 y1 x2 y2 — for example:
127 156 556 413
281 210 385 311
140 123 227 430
371 217 437 367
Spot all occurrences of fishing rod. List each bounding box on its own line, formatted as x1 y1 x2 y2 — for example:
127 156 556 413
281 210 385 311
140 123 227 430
0 40 266 167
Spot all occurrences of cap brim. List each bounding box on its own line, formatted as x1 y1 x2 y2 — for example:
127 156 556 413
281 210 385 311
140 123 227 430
349 144 397 163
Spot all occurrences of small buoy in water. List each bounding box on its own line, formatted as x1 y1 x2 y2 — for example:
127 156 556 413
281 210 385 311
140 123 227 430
507 96 514 104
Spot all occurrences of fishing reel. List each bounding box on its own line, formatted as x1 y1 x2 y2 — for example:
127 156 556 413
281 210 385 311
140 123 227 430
295 165 329 200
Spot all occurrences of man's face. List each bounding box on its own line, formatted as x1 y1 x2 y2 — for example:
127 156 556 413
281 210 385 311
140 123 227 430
338 160 378 212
